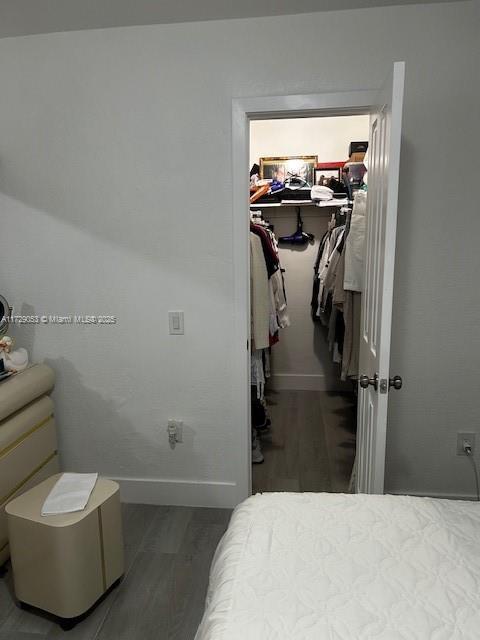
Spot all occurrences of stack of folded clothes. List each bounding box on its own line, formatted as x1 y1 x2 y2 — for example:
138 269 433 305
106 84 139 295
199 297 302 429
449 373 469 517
310 185 334 202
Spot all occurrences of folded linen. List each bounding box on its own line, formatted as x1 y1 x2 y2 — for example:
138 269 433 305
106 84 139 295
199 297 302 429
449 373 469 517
41 472 98 516
310 185 334 201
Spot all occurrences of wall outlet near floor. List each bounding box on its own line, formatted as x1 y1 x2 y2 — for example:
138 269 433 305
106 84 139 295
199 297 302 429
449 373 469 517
456 432 475 456
167 419 183 446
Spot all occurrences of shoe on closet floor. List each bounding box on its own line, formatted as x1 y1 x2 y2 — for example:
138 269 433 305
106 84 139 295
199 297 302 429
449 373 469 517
252 446 264 464
256 425 272 443
255 417 271 433
252 433 264 464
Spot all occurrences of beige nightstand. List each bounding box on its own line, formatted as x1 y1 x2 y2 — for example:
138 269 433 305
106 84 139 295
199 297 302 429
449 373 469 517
6 474 124 629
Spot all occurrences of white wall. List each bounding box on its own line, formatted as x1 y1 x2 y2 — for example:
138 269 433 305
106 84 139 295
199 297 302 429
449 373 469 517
250 115 369 168
250 116 369 390
0 1 479 505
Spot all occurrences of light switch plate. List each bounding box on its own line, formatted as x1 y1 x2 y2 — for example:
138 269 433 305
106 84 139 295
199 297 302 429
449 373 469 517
168 419 183 443
168 311 184 335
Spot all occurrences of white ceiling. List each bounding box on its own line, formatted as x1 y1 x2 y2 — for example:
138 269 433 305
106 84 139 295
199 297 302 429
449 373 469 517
0 0 466 38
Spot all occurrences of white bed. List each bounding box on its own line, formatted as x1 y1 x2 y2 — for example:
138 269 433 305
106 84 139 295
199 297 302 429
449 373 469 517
196 492 480 640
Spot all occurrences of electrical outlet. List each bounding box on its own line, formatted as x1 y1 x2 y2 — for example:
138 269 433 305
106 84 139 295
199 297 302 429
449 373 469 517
456 432 475 456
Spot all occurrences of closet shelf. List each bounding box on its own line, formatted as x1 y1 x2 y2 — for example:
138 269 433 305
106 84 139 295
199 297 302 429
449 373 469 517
250 200 349 209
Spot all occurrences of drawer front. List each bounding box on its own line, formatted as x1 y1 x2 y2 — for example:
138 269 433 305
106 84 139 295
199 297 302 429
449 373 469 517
0 417 57 505
0 364 55 423
0 396 54 452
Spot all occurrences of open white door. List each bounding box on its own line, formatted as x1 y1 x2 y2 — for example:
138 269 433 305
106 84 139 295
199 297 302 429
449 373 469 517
356 61 405 494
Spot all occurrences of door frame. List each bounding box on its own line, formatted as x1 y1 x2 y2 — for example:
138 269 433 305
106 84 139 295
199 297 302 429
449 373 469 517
232 90 379 504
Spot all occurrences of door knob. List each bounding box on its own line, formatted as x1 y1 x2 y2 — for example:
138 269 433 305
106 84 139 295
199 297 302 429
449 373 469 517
389 375 403 390
359 374 378 390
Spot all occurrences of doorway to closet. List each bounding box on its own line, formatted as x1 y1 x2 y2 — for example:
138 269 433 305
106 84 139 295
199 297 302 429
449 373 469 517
249 115 369 494
232 65 405 503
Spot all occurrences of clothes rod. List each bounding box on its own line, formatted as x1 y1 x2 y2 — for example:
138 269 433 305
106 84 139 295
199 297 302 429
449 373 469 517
249 200 349 209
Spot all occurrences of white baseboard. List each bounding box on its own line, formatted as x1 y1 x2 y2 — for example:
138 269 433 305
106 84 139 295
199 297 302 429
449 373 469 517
109 476 239 508
270 373 349 391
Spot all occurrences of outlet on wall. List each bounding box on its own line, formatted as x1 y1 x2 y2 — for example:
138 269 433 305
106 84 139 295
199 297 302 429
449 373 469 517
456 432 475 456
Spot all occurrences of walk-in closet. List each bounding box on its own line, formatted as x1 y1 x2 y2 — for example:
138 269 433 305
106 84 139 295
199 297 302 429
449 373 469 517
249 115 369 493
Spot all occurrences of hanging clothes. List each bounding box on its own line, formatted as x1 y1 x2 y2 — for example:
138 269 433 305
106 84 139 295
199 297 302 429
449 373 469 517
323 228 345 298
344 190 367 292
311 230 329 317
250 222 279 277
331 242 347 361
250 212 289 464
340 190 367 379
250 216 290 400
250 232 270 350
333 240 346 307
323 227 346 360
270 269 289 331
310 189 367 383
317 224 345 314
341 292 361 380
251 220 290 337
251 349 266 399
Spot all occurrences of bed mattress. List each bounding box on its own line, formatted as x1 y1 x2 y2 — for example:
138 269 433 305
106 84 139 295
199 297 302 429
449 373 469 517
195 492 480 640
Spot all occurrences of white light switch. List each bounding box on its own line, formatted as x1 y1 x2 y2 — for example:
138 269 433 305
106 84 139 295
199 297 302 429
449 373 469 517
168 311 184 335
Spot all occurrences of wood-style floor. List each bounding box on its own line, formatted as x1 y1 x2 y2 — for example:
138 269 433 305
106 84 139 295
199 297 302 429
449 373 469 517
0 390 355 640
0 505 231 640
252 389 356 494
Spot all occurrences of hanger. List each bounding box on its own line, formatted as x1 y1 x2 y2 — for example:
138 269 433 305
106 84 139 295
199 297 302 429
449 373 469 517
284 171 309 190
279 208 315 245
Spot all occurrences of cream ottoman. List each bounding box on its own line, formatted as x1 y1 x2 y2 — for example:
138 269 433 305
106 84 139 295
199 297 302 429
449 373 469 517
6 474 124 629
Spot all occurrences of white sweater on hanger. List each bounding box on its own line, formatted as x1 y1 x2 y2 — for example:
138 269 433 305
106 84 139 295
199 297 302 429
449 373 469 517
344 190 367 292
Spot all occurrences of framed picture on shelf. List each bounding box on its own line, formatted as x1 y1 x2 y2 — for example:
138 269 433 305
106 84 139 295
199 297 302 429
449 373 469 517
259 155 317 186
314 162 345 185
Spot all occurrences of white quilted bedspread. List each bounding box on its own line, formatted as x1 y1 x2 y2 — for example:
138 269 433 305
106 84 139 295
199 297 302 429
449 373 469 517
195 492 480 640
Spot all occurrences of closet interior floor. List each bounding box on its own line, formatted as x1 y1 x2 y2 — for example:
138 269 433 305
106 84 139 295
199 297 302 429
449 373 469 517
252 389 356 494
